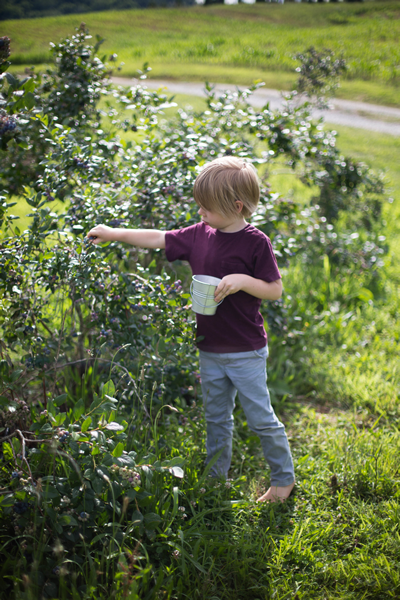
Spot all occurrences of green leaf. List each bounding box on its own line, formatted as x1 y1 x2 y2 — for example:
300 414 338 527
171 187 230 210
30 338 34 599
5 72 18 87
131 510 143 526
143 512 162 530
104 396 119 408
59 514 78 527
92 478 104 494
112 442 124 458
102 380 115 398
102 453 113 466
323 254 330 278
22 78 35 93
0 494 15 507
24 92 35 110
81 416 92 433
84 468 95 481
42 486 59 500
53 413 66 427
54 393 68 406
47 399 56 416
54 522 63 534
73 398 85 420
40 423 53 433
358 288 374 302
11 369 23 381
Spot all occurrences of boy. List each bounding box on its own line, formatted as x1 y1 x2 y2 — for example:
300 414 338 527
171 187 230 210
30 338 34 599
87 156 295 502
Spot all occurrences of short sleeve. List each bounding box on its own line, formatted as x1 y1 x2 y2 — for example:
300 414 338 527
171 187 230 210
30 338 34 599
252 235 281 283
165 224 198 263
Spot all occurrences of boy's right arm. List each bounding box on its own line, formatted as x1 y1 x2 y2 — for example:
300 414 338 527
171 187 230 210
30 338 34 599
87 225 166 249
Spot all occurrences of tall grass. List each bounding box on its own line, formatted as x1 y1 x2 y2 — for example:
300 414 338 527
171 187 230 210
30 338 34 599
268 122 400 418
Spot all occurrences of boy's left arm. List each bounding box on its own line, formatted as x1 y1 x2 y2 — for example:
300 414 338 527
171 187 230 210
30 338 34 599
214 274 282 302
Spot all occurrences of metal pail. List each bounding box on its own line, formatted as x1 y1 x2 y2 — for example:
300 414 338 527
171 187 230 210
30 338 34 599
190 275 223 316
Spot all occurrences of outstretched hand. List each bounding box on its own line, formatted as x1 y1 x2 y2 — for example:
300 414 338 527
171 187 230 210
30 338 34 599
86 225 115 245
214 274 247 303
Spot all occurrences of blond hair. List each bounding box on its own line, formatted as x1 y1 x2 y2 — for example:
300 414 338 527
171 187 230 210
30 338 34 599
193 156 259 219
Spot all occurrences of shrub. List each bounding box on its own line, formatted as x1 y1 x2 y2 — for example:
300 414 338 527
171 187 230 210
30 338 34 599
0 384 189 598
0 25 113 194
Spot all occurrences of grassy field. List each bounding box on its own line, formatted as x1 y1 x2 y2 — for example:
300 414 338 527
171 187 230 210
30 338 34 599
3 1 400 107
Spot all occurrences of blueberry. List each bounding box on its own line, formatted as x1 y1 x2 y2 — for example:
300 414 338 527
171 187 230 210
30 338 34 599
14 501 29 514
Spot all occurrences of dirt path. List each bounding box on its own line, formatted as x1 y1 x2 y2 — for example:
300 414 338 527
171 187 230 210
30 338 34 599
112 77 400 137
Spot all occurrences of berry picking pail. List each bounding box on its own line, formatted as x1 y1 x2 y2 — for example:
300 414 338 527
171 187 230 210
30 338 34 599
190 275 223 316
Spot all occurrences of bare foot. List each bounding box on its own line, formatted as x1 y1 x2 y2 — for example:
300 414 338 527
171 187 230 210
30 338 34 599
256 482 295 503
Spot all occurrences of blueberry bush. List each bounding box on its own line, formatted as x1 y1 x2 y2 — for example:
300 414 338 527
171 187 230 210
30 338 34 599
0 28 390 599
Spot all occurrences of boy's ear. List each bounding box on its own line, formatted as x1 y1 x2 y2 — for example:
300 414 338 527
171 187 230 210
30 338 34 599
235 200 244 214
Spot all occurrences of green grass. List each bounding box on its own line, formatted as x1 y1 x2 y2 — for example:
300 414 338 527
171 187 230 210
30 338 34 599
271 122 400 417
151 399 400 599
4 1 400 107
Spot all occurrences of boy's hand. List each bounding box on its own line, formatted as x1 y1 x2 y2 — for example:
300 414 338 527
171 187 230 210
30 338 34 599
215 275 282 302
214 274 247 303
87 225 116 244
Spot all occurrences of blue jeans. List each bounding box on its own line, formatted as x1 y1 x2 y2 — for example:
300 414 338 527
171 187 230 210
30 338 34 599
199 346 295 487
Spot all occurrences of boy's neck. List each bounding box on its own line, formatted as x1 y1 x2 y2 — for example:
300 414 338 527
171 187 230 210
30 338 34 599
217 217 247 233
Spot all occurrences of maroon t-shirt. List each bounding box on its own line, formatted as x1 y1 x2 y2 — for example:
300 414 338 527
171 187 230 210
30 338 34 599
165 222 281 353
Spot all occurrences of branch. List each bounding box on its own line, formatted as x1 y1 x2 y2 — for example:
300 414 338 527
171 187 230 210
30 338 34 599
16 429 34 481
39 319 54 336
